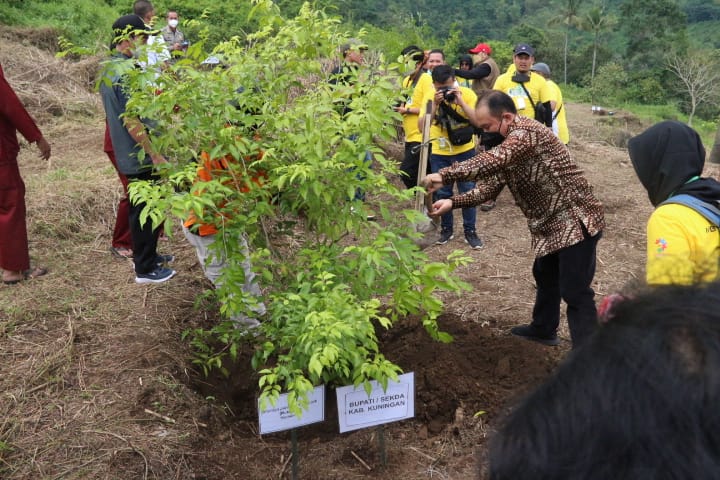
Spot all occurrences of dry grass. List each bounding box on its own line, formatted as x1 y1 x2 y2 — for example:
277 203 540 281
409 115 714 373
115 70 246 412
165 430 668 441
0 26 101 121
5 37 717 479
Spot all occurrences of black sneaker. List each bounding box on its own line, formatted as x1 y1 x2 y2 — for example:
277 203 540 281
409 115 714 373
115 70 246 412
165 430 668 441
464 231 484 250
436 229 454 245
135 266 176 284
510 324 559 346
156 254 175 266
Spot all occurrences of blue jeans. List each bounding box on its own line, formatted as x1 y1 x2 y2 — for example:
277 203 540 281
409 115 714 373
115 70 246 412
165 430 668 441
430 149 477 233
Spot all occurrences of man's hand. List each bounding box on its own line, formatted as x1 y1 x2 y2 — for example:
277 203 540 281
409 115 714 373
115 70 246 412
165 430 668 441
429 199 452 217
423 173 444 193
35 137 51 161
151 153 167 165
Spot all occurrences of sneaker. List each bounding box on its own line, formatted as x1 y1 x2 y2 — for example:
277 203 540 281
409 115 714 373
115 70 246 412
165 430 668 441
350 206 376 221
156 254 175 266
464 231 484 250
480 200 496 212
436 229 454 245
135 266 177 284
510 324 560 346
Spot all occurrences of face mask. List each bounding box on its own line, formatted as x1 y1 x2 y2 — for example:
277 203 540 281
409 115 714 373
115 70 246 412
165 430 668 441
168 19 179 28
480 118 506 149
480 131 505 149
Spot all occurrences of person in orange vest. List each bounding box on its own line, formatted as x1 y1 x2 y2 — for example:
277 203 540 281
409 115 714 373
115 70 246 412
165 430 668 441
182 144 267 329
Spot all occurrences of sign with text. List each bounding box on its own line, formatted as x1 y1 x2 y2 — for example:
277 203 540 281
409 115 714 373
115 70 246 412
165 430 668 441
336 372 415 433
258 385 325 434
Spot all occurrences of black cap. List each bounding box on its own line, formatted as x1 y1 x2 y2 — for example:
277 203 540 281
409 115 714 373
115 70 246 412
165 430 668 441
110 14 157 48
513 43 535 56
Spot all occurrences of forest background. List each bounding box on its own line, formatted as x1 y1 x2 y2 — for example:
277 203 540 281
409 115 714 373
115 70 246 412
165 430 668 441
2 0 720 142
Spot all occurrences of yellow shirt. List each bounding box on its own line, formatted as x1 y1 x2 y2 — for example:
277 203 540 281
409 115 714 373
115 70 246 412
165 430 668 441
401 74 423 143
493 71 553 119
646 203 720 285
546 79 569 144
419 85 477 156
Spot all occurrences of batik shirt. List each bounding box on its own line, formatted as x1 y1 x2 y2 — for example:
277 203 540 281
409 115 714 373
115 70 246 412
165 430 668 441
440 115 604 257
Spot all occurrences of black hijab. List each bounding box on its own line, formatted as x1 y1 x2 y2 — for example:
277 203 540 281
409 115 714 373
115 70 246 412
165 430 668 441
627 120 720 207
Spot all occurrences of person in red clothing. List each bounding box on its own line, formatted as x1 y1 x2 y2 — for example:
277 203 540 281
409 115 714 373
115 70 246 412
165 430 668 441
103 124 133 258
0 63 51 284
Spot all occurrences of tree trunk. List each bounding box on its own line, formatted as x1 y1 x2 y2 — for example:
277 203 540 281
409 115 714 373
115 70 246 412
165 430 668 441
710 125 720 164
564 30 569 84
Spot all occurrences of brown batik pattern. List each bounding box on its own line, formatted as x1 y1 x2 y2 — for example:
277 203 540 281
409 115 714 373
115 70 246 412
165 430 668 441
441 116 605 257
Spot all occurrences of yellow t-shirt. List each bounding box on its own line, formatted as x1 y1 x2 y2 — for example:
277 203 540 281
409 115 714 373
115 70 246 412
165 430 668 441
646 203 720 285
419 85 477 156
493 71 553 119
547 79 569 144
401 74 423 143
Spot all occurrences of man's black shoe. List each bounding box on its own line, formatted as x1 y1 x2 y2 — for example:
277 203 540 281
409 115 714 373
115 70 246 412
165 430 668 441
511 324 560 346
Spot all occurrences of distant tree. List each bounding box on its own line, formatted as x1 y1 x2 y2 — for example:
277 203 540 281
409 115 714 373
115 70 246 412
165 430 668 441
507 23 548 58
579 4 616 101
619 0 688 71
548 0 583 85
666 50 720 125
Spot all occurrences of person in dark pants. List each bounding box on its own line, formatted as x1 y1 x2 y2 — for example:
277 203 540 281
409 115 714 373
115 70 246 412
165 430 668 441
99 14 175 284
424 90 604 348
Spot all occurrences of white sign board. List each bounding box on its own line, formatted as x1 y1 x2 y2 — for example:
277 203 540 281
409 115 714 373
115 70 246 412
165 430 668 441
336 372 414 433
258 385 325 434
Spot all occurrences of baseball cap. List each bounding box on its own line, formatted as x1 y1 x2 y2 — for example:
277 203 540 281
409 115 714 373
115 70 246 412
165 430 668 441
340 38 368 56
469 43 492 55
531 62 551 76
513 43 535 56
401 45 425 62
112 14 155 36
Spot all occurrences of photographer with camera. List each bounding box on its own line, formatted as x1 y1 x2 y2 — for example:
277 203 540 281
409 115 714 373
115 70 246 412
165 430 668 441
418 64 482 249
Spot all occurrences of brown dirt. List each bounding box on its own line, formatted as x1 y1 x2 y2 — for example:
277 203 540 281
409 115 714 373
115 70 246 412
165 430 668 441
3 41 720 479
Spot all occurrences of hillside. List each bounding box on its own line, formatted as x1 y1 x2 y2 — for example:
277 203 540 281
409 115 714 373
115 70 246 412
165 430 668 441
2 37 718 479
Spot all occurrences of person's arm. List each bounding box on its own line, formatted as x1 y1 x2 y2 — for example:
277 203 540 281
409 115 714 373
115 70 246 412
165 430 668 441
451 88 477 124
454 63 491 80
645 206 702 285
0 68 42 143
124 116 165 165
429 179 504 216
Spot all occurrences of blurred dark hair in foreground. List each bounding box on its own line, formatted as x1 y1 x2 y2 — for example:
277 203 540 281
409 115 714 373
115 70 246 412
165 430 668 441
489 281 720 479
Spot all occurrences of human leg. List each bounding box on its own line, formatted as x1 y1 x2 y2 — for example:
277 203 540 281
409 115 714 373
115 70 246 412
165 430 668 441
430 154 455 233
558 230 601 348
0 161 30 273
530 252 562 335
127 173 168 279
106 149 132 251
400 141 421 189
182 226 224 285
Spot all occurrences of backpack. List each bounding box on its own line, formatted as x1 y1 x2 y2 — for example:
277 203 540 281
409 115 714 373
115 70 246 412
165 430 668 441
659 194 720 227
518 82 553 128
437 102 475 146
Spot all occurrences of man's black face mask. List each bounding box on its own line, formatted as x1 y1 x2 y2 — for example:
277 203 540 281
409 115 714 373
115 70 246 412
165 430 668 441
480 131 505 149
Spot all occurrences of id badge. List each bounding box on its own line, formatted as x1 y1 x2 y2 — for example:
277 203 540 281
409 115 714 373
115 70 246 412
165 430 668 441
516 96 526 110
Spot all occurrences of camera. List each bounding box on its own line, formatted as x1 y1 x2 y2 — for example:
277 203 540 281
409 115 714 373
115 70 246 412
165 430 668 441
438 86 456 102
